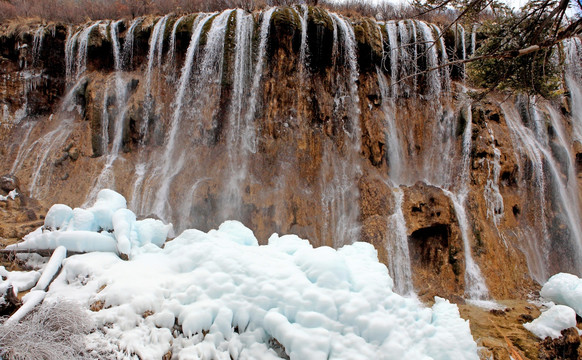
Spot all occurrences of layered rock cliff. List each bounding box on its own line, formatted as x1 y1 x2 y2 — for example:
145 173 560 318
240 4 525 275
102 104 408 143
1 7 581 301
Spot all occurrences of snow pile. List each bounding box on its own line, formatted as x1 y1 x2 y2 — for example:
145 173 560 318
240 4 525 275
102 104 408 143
523 305 578 339
39 217 479 359
0 189 18 201
0 266 40 296
7 189 172 257
540 273 582 317
6 189 479 359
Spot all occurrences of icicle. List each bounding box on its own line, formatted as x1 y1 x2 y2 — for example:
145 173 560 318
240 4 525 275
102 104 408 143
32 25 45 67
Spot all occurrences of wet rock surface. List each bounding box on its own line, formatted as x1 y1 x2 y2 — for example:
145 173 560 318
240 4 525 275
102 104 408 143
0 9 580 306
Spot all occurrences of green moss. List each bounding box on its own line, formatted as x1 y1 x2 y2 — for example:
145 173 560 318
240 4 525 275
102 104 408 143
198 13 217 47
448 246 461 276
176 14 198 33
271 7 301 32
221 10 238 88
308 6 333 32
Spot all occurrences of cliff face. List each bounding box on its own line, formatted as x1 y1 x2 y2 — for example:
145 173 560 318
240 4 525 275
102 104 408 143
1 7 581 300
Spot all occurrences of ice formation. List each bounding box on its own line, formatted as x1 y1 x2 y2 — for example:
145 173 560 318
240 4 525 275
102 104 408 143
540 272 582 317
523 305 578 339
6 189 479 359
7 189 172 257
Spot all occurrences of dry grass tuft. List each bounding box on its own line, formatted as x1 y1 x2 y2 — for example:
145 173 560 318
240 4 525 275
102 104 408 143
0 300 94 360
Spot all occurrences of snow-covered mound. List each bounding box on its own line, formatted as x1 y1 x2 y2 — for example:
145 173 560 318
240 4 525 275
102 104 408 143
7 189 172 257
540 273 582 317
523 305 578 339
9 190 479 359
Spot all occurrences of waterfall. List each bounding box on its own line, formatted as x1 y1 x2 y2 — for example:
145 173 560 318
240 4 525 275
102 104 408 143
298 4 309 69
221 9 255 220
123 18 142 69
324 13 362 248
445 189 490 299
243 8 276 154
377 67 403 183
501 101 553 281
564 37 582 141
100 81 111 156
151 12 226 220
135 12 214 216
9 121 37 174
386 188 414 295
483 124 504 230
544 104 582 270
142 15 170 136
166 15 186 78
397 20 414 98
71 22 101 83
431 24 450 93
84 20 129 204
417 22 441 98
32 25 45 67
446 103 490 299
456 24 467 79
386 21 399 97
28 80 85 197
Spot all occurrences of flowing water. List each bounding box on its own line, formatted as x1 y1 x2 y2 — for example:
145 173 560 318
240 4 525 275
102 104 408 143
5 8 582 297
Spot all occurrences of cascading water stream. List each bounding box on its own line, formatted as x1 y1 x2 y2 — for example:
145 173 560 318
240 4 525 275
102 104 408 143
385 188 414 295
431 24 451 93
84 21 131 205
444 104 490 299
377 67 403 183
483 123 504 230
221 9 256 220
32 26 45 67
133 13 212 216
9 122 37 174
385 21 399 97
72 22 101 82
564 37 582 141
543 105 582 271
417 22 441 98
122 18 141 69
100 81 111 156
142 15 170 135
298 5 309 70
28 80 86 197
150 12 223 220
242 8 276 154
323 13 362 248
166 15 186 78
501 101 552 281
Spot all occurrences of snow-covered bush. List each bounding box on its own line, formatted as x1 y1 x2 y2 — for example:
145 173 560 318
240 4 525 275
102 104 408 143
0 300 93 360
